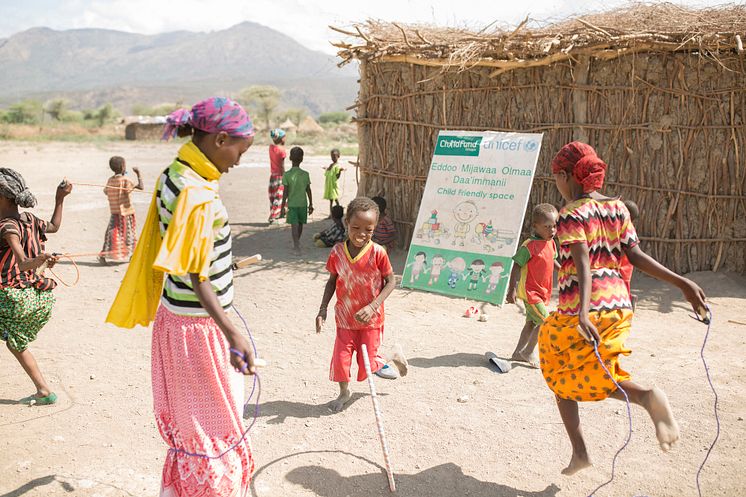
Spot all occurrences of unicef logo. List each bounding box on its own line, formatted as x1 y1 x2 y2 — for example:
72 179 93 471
524 140 539 152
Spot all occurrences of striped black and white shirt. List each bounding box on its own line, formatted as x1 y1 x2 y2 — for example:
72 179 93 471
155 159 233 316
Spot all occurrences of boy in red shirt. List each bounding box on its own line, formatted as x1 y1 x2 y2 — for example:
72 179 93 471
619 199 639 310
504 203 559 368
315 197 404 411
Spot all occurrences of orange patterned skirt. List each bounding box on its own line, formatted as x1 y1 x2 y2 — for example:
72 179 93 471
538 309 633 402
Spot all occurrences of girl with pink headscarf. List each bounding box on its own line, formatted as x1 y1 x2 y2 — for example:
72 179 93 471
112 97 257 497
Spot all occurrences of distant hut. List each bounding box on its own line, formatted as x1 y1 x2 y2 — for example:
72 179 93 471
335 4 746 273
298 116 325 134
279 118 297 132
123 116 167 141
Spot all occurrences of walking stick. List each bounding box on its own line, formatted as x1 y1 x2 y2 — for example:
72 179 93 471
361 343 396 492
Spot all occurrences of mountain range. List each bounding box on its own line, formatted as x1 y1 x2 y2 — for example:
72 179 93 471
0 22 358 116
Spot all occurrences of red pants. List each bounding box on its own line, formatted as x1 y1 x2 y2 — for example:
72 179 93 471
329 327 384 382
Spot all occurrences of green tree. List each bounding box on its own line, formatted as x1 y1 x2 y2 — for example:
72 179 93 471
318 111 351 124
45 98 70 121
94 103 119 126
3 100 43 124
278 107 307 127
239 85 281 130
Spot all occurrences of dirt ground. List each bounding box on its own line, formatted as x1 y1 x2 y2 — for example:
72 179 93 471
0 141 744 497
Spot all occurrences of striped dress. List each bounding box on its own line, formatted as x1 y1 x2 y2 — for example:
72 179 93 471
0 213 56 351
150 159 252 497
538 198 638 402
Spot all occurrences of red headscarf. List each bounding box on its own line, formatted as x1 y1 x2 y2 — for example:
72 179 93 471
551 141 607 193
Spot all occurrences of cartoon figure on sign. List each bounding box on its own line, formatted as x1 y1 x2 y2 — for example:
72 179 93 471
417 209 449 243
446 257 466 289
427 254 446 286
452 201 478 247
463 258 487 291
473 220 498 251
485 261 507 294
406 251 428 284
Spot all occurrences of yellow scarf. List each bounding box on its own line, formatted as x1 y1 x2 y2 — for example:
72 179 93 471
105 142 221 328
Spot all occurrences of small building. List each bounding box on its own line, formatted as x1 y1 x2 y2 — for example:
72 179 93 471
298 116 325 134
335 4 746 273
123 115 167 140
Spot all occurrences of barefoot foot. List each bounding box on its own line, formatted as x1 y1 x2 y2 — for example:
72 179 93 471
512 351 540 369
330 390 352 412
644 387 680 451
561 452 593 476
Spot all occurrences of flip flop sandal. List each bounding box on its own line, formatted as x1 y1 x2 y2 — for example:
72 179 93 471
375 364 399 379
20 392 57 406
485 352 512 373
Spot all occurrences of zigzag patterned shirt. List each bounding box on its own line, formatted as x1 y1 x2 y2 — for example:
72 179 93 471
556 197 638 315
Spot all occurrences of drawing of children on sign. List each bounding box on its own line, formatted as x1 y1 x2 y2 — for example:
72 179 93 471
452 201 478 247
463 258 488 291
446 257 466 288
427 254 446 286
473 220 497 251
485 261 507 294
406 251 428 283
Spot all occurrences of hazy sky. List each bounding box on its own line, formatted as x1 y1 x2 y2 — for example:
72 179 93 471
0 0 733 54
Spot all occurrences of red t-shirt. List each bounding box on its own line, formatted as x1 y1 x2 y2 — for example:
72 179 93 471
326 241 393 330
269 144 286 178
514 237 556 305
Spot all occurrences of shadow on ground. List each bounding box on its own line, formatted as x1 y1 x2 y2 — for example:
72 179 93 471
285 463 560 497
246 393 369 424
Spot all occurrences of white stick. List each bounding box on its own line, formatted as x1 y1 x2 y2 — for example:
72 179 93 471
232 254 262 270
361 343 396 492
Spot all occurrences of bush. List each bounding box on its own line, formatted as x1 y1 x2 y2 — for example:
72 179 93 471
318 111 351 124
3 100 43 124
132 103 181 116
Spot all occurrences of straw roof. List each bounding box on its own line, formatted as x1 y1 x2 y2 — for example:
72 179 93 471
298 115 324 134
279 118 297 130
333 3 746 75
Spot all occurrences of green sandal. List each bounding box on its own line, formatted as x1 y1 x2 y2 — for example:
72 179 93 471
20 392 57 406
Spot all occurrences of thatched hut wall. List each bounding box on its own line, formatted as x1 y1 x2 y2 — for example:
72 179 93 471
339 5 746 273
125 123 164 140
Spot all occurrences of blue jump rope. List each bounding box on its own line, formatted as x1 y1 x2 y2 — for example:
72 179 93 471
165 305 262 460
586 306 718 497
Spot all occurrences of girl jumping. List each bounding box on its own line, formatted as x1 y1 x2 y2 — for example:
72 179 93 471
539 142 707 475
0 168 72 405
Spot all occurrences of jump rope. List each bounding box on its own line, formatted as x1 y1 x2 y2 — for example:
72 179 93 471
586 306 717 497
45 182 723 487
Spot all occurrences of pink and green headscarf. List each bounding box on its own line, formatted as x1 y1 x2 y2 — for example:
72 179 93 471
162 97 254 140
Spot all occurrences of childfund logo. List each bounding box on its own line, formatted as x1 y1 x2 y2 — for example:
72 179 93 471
435 135 482 156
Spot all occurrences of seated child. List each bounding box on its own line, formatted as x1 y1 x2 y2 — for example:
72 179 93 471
371 196 396 251
504 203 559 369
314 205 346 248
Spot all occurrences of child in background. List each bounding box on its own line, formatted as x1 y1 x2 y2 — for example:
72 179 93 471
372 196 396 251
540 141 706 475
99 156 143 264
268 129 287 224
0 168 72 405
280 147 313 252
314 205 346 248
504 203 559 369
323 149 344 215
316 197 405 411
620 199 639 310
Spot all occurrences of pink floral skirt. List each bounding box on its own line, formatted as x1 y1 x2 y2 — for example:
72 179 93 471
152 306 253 497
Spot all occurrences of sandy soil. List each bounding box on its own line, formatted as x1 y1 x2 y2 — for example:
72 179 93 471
0 141 744 497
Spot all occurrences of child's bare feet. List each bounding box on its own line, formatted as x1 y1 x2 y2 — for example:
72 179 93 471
561 451 593 475
643 387 680 451
511 351 540 369
330 389 352 412
391 344 408 377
